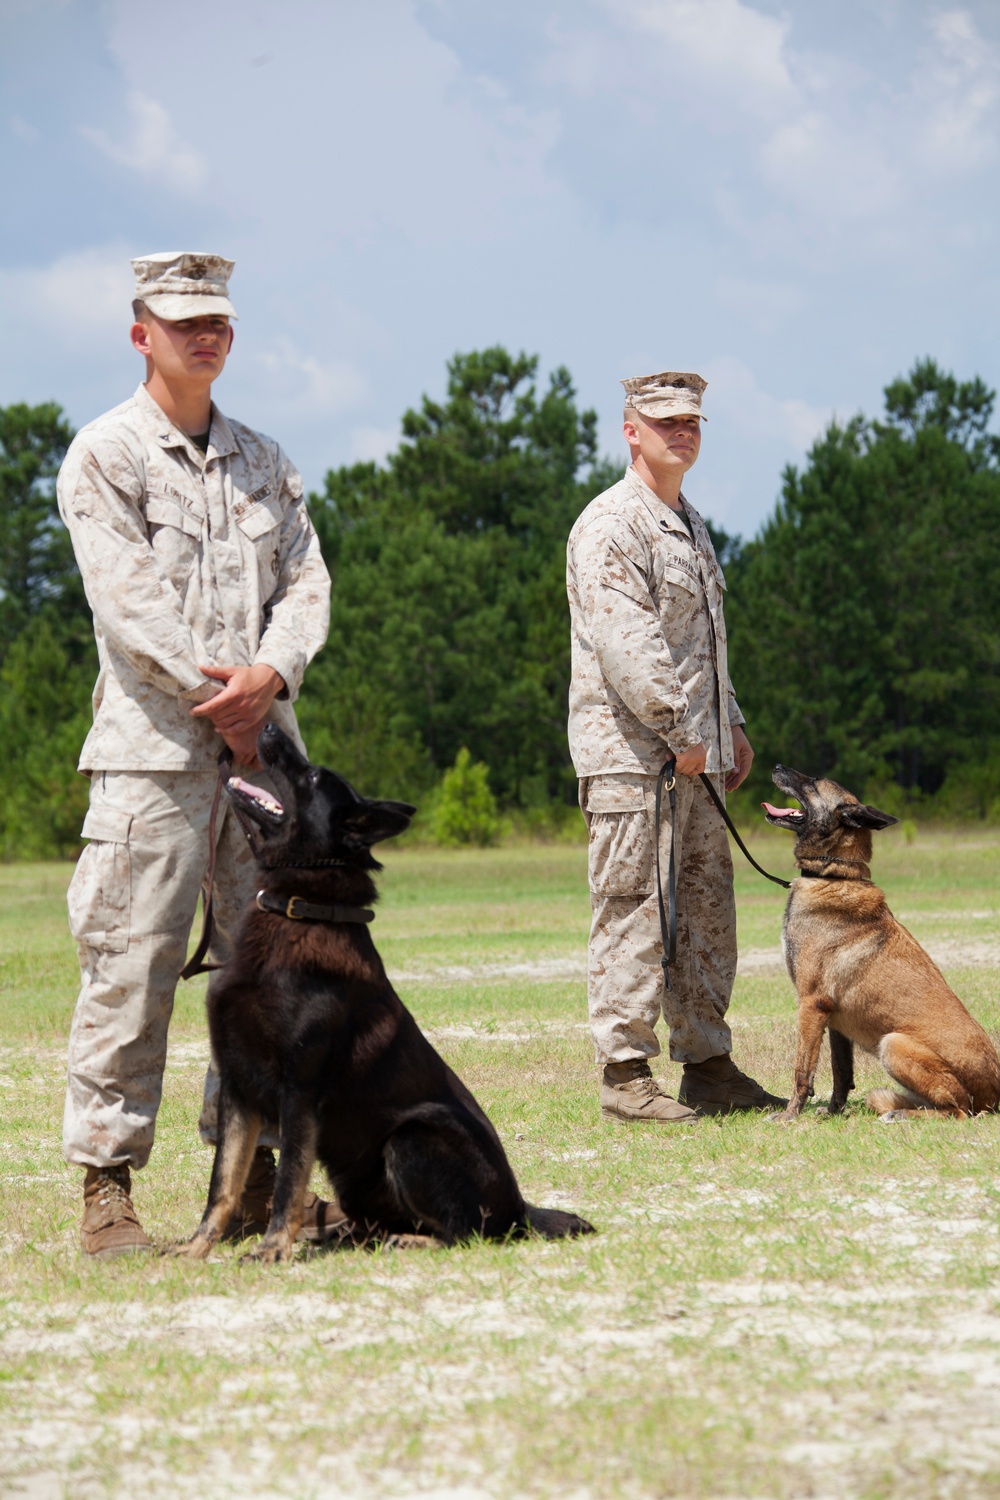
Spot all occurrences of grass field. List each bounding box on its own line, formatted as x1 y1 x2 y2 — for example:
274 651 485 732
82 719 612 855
1 827 999 1499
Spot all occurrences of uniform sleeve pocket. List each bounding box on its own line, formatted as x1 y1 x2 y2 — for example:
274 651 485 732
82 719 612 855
599 539 654 606
68 808 133 953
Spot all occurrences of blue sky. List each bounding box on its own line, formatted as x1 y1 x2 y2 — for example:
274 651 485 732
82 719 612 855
2 0 999 535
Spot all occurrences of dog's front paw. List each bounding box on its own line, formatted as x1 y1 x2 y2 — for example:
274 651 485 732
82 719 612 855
240 1240 296 1266
164 1236 214 1260
768 1109 799 1126
379 1232 447 1252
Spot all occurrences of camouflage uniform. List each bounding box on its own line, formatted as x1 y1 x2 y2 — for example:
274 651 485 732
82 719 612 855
59 383 330 1168
567 465 744 1066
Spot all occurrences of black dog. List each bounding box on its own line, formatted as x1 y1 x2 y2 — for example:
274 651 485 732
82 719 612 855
174 724 594 1262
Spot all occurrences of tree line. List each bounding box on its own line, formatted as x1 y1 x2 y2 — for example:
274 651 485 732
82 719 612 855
1 352 998 858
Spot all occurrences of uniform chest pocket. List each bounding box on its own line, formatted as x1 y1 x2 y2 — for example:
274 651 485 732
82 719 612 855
235 500 282 541
235 498 283 587
655 563 703 623
146 493 204 539
145 494 204 581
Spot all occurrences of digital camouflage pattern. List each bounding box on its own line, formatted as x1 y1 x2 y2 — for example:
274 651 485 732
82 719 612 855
131 250 238 321
57 383 330 772
59 385 328 1169
567 466 743 778
621 369 707 421
583 771 736 1066
63 768 280 1168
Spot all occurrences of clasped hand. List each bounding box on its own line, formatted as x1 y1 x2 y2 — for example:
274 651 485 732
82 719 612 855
672 725 754 791
189 663 286 768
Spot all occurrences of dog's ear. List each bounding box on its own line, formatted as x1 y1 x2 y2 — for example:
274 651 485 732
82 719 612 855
840 803 898 831
342 800 416 848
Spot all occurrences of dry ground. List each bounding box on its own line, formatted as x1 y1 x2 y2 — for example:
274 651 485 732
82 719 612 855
1 828 999 1499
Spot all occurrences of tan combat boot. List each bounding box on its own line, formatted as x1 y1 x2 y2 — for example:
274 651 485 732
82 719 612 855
80 1164 153 1259
678 1054 788 1116
223 1146 351 1243
601 1060 698 1123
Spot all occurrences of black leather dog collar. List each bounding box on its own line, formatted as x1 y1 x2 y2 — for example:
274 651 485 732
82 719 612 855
255 890 374 924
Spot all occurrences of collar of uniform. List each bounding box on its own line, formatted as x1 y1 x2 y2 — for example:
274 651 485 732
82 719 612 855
134 383 237 462
206 407 238 460
624 465 692 539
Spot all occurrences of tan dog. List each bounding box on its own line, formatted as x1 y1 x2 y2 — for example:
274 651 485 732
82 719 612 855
763 764 1000 1120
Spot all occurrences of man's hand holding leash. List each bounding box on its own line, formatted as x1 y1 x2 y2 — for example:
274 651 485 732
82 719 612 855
190 663 286 767
672 741 707 778
673 725 752 790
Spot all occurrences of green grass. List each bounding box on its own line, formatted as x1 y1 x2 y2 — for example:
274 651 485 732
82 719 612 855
1 829 999 1497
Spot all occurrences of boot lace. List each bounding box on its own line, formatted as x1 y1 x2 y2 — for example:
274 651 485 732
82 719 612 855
93 1170 138 1225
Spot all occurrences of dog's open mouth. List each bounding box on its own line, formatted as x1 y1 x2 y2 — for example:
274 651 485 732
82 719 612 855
226 776 285 826
762 801 805 828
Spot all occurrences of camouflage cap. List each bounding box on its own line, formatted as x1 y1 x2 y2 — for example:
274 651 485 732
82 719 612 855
622 370 707 421
131 251 237 321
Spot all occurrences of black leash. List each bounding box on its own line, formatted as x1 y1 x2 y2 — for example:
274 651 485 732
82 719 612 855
181 748 233 981
654 758 791 990
654 761 678 990
696 770 792 891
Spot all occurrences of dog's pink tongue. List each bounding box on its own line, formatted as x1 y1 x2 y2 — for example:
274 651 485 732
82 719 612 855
762 802 798 818
230 776 283 812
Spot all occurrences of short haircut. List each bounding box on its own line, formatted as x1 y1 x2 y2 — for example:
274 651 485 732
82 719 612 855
132 298 150 322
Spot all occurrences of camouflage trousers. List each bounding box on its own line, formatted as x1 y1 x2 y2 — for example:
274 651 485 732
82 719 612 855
582 771 736 1067
63 768 278 1170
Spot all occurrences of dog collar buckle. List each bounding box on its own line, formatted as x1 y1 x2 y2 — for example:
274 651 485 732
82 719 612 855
256 889 305 919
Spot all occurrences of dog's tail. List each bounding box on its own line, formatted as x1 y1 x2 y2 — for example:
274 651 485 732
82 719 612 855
521 1202 595 1239
867 1087 967 1118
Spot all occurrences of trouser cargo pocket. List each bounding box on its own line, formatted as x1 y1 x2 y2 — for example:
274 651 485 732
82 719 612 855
67 804 133 954
582 776 654 898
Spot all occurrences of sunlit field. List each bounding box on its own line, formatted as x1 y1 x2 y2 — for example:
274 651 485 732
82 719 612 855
1 827 999 1498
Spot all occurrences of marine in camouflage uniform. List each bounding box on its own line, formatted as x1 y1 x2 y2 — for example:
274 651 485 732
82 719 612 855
58 252 334 1254
567 371 785 1123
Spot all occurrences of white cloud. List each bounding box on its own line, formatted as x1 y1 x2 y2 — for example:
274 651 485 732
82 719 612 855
100 3 563 248
80 90 208 194
705 355 829 451
758 110 901 222
714 275 806 334
599 0 796 116
249 340 368 418
0 244 133 333
350 426 400 464
577 0 997 247
915 8 1000 172
10 116 40 143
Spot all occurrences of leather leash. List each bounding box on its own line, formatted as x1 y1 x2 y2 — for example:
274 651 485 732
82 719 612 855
696 770 792 891
654 757 791 990
654 761 678 991
181 748 233 981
